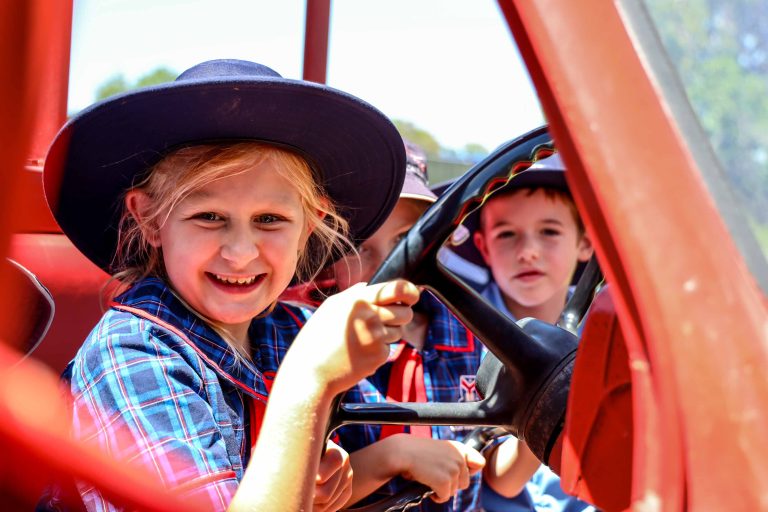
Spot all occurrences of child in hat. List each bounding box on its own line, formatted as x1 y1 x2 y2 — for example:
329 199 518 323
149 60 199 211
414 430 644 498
42 59 419 511
327 141 552 511
470 151 595 511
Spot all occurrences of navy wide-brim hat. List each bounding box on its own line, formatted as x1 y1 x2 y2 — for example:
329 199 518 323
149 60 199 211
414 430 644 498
44 59 406 272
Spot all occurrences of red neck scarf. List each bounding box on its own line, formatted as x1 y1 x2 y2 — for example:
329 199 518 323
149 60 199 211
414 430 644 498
379 342 431 439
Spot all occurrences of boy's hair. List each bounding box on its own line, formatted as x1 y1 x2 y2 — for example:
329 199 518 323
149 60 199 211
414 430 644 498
113 141 353 287
480 186 585 236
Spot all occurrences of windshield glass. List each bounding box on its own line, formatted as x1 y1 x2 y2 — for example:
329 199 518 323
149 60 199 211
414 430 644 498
645 0 768 267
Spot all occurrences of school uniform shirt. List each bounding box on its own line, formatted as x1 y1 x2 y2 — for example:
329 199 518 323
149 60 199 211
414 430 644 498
335 292 485 512
62 277 308 512
479 281 595 512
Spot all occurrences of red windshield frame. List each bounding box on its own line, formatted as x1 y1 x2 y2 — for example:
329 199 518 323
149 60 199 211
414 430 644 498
1 1 767 509
498 0 768 509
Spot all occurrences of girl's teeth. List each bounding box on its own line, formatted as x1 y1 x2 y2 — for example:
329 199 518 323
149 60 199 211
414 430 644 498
215 274 256 285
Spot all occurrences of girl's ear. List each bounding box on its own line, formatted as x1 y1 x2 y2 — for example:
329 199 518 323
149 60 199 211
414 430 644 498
577 231 595 262
304 197 329 240
125 190 161 247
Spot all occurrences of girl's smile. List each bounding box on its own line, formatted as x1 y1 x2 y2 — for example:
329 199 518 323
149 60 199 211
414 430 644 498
207 272 267 292
143 158 309 347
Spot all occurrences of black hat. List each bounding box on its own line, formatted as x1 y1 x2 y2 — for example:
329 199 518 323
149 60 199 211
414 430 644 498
440 152 568 270
44 59 406 271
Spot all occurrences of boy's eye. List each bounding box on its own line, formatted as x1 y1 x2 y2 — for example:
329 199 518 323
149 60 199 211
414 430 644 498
496 230 515 240
541 228 562 237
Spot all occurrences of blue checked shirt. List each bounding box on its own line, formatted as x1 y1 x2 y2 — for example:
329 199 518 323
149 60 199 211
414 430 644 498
63 277 309 511
336 292 486 512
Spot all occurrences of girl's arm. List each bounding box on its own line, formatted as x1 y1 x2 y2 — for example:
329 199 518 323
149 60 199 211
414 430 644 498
346 434 486 506
482 437 541 497
229 361 340 511
230 280 420 511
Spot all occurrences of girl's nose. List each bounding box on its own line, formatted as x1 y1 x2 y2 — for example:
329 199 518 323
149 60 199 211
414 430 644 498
220 227 259 264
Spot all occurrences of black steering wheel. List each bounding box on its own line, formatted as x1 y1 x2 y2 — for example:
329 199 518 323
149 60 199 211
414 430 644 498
332 126 602 511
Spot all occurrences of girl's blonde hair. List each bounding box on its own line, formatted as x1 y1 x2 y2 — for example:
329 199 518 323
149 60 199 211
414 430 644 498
113 141 353 298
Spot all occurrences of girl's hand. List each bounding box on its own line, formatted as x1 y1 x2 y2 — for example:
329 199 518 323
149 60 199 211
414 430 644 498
291 279 420 395
392 435 486 504
313 440 353 512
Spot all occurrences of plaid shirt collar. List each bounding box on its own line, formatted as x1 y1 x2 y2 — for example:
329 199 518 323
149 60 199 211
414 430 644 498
112 277 273 399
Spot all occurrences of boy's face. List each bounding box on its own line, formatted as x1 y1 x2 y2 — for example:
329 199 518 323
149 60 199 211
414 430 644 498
473 189 592 320
134 159 309 343
333 198 427 291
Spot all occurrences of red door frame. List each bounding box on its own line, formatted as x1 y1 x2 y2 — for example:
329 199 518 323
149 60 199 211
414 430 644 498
1 0 767 509
498 0 768 509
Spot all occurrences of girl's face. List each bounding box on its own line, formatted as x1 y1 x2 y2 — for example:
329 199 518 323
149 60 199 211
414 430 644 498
151 159 308 344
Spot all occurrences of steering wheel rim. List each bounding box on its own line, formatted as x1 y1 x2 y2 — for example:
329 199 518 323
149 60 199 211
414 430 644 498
333 125 599 511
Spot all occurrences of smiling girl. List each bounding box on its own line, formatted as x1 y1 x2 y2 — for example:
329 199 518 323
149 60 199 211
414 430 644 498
42 59 418 512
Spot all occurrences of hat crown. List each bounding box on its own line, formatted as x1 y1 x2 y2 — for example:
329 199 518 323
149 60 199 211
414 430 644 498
176 59 282 82
404 140 429 184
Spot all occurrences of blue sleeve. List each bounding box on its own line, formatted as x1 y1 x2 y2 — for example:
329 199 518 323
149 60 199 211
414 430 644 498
68 312 238 511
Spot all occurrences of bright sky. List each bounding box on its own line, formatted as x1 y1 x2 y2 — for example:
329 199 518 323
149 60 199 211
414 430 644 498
69 0 544 152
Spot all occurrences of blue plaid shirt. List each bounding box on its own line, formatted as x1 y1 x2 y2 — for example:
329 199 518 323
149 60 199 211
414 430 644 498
336 292 486 512
64 277 309 511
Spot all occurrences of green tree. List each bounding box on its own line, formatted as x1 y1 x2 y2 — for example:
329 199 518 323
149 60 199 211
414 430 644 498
392 119 441 158
95 75 129 101
647 0 768 225
95 66 177 101
136 68 177 89
464 143 488 155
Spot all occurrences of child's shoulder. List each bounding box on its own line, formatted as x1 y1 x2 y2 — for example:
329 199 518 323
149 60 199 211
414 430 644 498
72 304 199 378
268 301 314 328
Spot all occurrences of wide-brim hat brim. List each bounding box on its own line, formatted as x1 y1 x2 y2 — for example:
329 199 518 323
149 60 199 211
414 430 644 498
44 75 405 272
401 173 438 204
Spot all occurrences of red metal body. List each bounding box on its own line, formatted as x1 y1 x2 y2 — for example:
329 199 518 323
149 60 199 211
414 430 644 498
302 0 331 83
1 0 766 510
498 1 768 509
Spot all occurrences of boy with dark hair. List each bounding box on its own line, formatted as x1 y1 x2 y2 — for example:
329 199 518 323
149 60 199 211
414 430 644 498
471 152 595 511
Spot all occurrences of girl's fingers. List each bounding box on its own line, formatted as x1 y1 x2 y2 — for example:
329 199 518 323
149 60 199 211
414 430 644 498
350 304 405 346
363 279 420 306
318 466 352 512
315 442 344 484
370 303 414 327
314 443 352 509
457 457 470 491
464 446 486 474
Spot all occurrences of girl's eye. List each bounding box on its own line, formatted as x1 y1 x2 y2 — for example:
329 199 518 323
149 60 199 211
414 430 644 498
255 214 283 225
496 230 515 240
194 212 222 222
